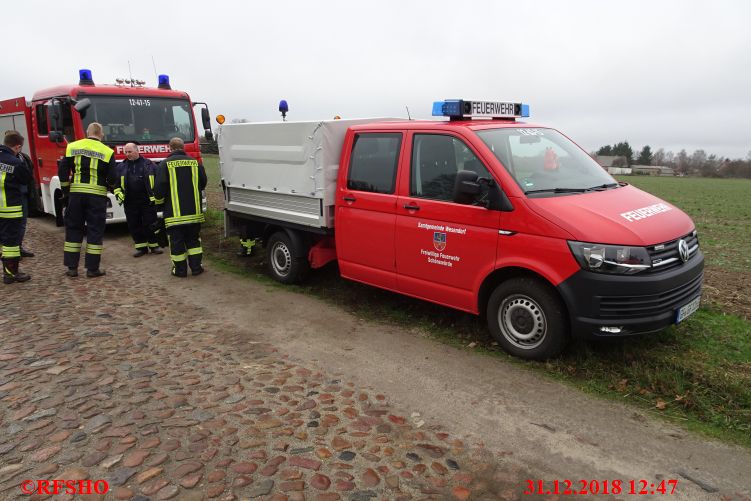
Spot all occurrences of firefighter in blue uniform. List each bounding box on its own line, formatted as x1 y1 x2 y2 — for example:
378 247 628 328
114 142 164 257
154 137 207 277
58 122 117 278
0 131 32 284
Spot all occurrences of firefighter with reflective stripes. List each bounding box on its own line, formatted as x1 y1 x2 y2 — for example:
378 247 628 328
154 137 207 277
0 131 32 284
115 143 163 257
58 122 117 278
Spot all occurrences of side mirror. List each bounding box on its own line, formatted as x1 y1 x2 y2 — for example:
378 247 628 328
74 98 91 113
201 108 211 130
453 170 481 205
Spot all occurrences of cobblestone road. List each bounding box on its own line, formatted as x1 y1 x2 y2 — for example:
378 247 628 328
0 221 558 501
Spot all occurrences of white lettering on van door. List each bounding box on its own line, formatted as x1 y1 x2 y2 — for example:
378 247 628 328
620 202 672 222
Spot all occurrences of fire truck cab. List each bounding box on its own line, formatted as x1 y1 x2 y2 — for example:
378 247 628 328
0 69 212 224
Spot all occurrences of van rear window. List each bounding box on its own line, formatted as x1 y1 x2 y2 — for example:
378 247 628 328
347 133 402 194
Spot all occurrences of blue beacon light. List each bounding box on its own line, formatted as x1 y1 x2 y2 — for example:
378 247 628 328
78 69 94 86
279 100 289 121
158 74 171 90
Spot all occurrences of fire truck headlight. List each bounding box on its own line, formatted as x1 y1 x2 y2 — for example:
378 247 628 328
568 241 651 275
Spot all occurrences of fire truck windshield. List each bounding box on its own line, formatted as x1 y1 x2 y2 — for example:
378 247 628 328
476 128 617 196
80 96 195 144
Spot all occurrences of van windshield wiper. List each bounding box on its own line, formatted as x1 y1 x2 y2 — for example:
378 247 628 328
584 183 620 191
524 187 590 195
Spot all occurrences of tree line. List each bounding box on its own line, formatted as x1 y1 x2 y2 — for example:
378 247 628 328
595 141 751 178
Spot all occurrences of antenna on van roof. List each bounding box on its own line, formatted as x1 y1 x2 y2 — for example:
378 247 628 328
405 105 412 120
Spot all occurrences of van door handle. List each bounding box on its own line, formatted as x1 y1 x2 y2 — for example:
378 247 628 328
343 196 356 202
403 204 420 211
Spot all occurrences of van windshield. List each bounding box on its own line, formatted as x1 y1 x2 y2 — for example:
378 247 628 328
80 96 195 144
476 128 617 196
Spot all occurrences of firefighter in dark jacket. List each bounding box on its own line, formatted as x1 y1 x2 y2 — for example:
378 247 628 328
4 130 36 258
0 131 31 284
115 142 164 257
58 122 117 278
154 137 207 277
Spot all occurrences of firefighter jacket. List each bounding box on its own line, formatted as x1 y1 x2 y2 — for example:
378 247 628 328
0 145 30 219
58 138 116 196
154 150 207 228
115 156 158 204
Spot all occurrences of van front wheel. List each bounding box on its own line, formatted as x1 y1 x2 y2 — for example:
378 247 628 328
487 277 568 360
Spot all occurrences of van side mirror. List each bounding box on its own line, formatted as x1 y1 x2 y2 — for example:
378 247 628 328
201 108 211 130
453 170 482 205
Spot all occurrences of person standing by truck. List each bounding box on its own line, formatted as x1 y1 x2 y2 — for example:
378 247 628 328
154 137 207 277
114 143 163 257
3 130 35 258
0 131 31 283
59 122 117 278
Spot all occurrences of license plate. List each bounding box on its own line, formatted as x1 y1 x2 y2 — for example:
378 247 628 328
676 295 701 323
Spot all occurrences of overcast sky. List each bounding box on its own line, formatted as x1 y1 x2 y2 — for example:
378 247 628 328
7 0 751 159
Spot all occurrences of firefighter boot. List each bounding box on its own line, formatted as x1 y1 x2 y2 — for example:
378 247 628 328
172 261 188 278
188 254 204 276
3 258 31 284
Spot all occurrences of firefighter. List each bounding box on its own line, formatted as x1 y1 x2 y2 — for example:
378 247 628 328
115 143 163 257
58 122 117 278
154 137 207 277
0 131 31 284
4 130 35 258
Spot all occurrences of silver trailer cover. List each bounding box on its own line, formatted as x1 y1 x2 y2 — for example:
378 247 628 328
219 118 399 229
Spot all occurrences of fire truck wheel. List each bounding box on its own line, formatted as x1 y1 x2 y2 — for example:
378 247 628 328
266 231 309 284
487 277 569 360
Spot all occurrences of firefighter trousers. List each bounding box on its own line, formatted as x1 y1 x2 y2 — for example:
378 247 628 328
1 217 22 271
167 223 202 276
63 193 107 271
124 199 158 251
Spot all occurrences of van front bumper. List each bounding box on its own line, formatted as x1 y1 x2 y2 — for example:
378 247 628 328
556 250 704 339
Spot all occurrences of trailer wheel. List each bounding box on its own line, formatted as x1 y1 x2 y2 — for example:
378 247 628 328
266 231 309 284
487 277 569 360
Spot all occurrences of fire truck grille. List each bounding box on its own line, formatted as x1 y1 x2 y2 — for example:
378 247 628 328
598 273 703 319
646 231 699 274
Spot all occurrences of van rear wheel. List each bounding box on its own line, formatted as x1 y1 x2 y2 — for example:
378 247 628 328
487 277 568 360
266 231 309 284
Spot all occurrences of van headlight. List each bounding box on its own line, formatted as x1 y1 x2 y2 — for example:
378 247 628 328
568 241 651 275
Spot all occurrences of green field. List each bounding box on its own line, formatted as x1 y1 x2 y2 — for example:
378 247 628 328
202 157 751 446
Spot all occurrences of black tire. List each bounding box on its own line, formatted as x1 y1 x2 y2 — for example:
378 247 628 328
487 277 569 360
266 231 309 284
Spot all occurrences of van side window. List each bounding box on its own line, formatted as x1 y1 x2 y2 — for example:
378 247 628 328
411 134 491 201
347 133 402 194
36 105 49 135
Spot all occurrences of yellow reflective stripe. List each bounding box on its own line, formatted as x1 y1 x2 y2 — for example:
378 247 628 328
64 242 82 252
148 242 159 248
171 254 187 262
60 181 70 187
0 205 22 212
74 156 81 185
149 174 155 189
168 166 180 217
154 198 164 204
2 246 20 257
192 163 200 217
164 214 205 227
70 184 107 195
135 242 148 249
187 246 203 256
0 172 5 206
90 158 99 186
86 243 103 255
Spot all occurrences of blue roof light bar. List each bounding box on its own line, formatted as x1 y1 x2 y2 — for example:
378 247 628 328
432 99 529 119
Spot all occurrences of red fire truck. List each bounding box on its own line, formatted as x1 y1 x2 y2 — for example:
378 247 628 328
0 69 213 224
218 100 703 360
